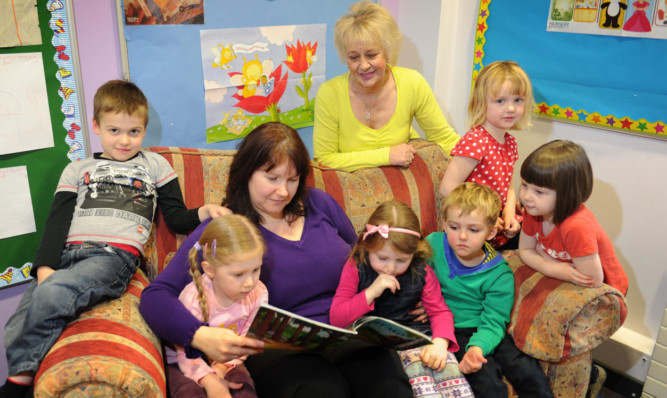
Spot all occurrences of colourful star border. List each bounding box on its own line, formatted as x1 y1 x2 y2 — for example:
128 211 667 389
472 0 667 139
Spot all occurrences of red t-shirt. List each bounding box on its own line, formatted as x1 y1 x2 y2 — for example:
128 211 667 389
522 204 628 294
450 125 519 206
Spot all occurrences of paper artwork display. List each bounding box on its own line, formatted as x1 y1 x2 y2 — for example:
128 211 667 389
48 0 87 161
548 0 667 38
124 0 203 25
0 166 36 240
0 0 42 47
0 52 54 155
200 24 325 143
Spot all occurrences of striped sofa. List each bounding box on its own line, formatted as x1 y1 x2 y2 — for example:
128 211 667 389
33 140 627 397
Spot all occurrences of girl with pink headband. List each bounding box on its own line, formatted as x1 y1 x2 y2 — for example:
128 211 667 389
330 200 473 398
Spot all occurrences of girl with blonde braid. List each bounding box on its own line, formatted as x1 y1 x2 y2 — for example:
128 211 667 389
165 214 268 398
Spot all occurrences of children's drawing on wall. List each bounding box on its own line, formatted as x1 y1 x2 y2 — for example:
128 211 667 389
547 0 667 37
0 53 54 155
656 0 667 24
200 24 325 143
0 0 42 47
124 0 204 25
600 0 628 29
623 0 654 31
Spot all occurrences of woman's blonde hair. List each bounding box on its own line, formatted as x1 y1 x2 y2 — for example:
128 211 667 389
188 214 265 322
334 0 402 65
467 61 534 130
350 200 431 274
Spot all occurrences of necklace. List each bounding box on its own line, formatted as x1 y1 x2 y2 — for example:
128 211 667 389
363 93 379 121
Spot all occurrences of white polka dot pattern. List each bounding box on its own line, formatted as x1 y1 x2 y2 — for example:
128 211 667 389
450 125 519 205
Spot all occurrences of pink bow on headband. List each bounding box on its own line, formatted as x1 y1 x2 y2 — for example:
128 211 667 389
363 224 421 241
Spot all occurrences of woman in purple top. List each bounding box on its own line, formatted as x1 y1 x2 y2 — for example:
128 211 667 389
140 122 413 398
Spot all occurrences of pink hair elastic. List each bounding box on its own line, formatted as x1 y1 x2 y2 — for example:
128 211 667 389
362 224 421 241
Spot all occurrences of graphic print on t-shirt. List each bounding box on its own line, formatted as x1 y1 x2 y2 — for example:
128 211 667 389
80 161 155 221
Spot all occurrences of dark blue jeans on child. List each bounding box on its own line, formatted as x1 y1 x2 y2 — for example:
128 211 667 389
454 327 554 398
4 242 138 376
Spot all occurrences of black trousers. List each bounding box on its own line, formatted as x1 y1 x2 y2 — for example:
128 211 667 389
454 328 554 398
245 339 412 398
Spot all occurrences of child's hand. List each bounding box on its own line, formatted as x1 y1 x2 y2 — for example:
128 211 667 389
459 346 487 374
365 274 400 305
504 216 521 239
200 372 241 398
564 266 595 287
419 338 450 371
36 266 55 285
198 204 232 221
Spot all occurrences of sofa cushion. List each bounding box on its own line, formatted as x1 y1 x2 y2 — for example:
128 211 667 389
503 251 628 361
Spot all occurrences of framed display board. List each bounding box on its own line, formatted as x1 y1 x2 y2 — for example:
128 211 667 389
118 0 360 150
0 0 88 287
473 0 667 140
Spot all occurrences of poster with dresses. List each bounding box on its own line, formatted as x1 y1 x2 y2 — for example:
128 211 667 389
547 0 667 39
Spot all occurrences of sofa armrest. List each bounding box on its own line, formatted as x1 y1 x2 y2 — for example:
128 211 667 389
503 250 627 362
33 270 166 397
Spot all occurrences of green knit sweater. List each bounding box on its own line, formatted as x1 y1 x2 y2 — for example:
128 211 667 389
426 232 515 355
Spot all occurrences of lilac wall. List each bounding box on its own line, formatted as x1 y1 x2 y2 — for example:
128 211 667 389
72 0 124 154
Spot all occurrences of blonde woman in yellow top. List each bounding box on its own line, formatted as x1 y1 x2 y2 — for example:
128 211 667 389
314 0 459 172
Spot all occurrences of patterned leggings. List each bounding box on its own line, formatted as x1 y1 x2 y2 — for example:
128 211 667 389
399 348 474 398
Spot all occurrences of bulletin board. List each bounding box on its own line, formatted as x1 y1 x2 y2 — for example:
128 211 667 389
472 1 667 140
0 0 88 287
119 0 360 151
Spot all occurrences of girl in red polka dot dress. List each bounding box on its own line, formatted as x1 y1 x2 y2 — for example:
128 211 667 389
439 61 534 250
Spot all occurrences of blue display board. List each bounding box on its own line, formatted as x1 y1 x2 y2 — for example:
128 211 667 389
473 1 667 139
122 0 360 151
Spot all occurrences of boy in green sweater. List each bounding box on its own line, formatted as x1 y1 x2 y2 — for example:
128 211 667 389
427 182 552 397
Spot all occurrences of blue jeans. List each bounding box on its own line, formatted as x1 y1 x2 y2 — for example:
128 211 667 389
4 242 138 375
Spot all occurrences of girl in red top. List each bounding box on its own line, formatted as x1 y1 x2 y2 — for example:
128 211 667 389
518 140 628 294
439 61 535 249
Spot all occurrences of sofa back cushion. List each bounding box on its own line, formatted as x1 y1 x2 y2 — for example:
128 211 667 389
142 140 448 280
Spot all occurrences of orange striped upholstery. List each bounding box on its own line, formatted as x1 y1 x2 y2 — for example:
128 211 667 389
502 250 627 398
34 269 165 397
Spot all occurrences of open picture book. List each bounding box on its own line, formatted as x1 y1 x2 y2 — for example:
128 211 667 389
246 303 432 351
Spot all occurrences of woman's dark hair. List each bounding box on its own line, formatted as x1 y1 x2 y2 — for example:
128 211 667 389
520 140 593 225
222 122 311 225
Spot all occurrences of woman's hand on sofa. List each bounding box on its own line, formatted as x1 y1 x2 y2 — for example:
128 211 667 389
191 326 264 363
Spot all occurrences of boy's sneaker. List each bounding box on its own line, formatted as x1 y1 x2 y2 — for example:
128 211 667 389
586 364 607 398
0 379 31 398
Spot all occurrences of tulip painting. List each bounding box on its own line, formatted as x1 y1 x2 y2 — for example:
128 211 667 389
283 40 317 110
230 64 289 122
201 24 325 142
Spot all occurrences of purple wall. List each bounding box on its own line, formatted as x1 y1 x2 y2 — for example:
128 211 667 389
72 0 124 154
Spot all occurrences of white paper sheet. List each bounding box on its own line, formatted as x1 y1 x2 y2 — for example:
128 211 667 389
0 52 54 155
0 166 37 240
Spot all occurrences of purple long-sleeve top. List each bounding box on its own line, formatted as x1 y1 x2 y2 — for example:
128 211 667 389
139 188 357 351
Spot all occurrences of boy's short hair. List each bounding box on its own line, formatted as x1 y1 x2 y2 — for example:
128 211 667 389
442 182 501 228
93 80 149 127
